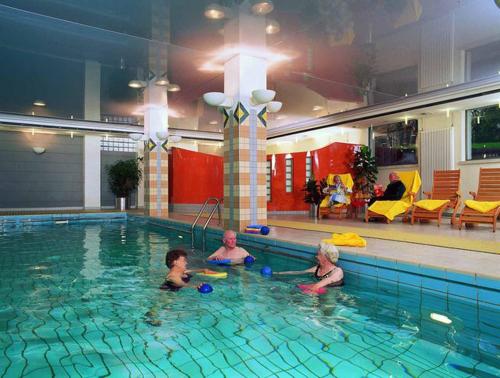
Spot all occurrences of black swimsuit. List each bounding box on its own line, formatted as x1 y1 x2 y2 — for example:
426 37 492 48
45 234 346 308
160 274 192 291
314 265 344 287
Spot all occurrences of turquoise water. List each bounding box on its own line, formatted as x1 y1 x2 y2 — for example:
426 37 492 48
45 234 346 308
0 220 499 377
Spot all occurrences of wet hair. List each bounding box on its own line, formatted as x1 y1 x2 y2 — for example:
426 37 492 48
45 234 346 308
318 242 339 263
165 249 187 268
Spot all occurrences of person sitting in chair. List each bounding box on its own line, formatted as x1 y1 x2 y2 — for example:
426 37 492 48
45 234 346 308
369 172 406 206
323 175 351 207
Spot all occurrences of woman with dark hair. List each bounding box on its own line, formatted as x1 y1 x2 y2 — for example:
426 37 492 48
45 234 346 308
160 249 210 291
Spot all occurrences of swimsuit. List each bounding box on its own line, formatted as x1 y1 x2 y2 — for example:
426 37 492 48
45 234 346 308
160 274 192 291
314 265 344 287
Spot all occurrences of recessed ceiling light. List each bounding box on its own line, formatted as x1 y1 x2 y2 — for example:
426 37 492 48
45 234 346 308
155 77 170 86
33 100 46 107
312 105 323 111
251 0 274 15
209 120 218 125
205 3 225 19
265 19 280 35
167 84 181 92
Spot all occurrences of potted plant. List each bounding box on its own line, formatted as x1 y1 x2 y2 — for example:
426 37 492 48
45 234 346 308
107 158 142 211
302 174 327 218
351 145 378 199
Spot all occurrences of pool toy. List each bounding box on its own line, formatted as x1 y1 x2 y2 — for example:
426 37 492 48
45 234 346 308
198 283 213 294
244 256 255 265
207 259 232 265
244 225 270 235
297 284 327 295
260 266 272 276
197 271 228 278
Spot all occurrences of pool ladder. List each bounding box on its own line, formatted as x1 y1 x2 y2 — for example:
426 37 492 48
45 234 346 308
191 197 222 252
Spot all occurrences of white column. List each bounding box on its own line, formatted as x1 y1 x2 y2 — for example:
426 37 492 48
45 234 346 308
84 60 101 121
84 135 101 209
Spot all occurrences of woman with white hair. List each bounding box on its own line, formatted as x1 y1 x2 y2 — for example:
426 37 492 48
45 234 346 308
276 242 344 290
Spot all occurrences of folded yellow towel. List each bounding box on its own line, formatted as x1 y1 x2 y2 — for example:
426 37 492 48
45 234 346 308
464 200 500 213
323 232 367 247
368 200 411 221
414 199 450 211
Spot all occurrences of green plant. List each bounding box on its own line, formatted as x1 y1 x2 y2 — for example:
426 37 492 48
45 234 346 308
303 175 322 205
107 159 142 198
351 146 378 195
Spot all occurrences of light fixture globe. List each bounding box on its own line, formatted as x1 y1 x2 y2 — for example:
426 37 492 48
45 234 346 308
156 131 169 141
203 92 226 106
128 80 147 89
205 3 225 19
252 89 276 104
219 97 234 109
169 135 182 143
251 0 274 15
265 19 280 34
155 77 170 86
32 147 46 154
267 101 282 113
167 83 181 92
128 133 143 141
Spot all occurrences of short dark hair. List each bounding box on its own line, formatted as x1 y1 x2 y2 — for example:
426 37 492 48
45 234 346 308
165 249 187 268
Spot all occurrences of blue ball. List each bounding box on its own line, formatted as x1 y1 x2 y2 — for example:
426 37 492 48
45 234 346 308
260 226 270 235
260 266 272 276
244 256 255 264
198 283 213 294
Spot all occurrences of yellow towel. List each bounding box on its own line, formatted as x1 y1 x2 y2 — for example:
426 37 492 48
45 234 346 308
414 199 450 211
323 233 366 247
368 200 411 221
464 200 500 213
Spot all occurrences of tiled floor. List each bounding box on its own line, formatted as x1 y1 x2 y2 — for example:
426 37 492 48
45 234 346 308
168 212 500 279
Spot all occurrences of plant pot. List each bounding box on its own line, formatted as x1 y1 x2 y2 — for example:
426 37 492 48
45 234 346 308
309 204 319 219
115 197 129 211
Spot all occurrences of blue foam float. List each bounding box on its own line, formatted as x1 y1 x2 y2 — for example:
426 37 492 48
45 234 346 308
244 256 255 265
260 266 272 276
198 283 213 294
207 259 232 265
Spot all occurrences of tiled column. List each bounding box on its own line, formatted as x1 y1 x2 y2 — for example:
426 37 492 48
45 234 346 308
223 10 268 232
143 85 169 218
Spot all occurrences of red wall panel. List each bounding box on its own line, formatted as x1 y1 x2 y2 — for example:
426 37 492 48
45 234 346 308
169 147 223 204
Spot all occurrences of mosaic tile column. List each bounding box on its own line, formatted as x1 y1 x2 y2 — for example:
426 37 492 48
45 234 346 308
223 10 268 232
143 85 169 218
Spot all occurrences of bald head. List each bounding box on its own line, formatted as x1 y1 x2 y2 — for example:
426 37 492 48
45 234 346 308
389 172 400 183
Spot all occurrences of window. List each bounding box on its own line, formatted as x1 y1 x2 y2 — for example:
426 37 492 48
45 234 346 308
466 105 500 160
305 154 312 182
101 137 137 152
266 160 272 201
285 155 293 193
374 120 418 166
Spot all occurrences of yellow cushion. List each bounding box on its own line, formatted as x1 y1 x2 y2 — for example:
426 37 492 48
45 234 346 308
464 200 500 213
414 199 450 211
368 200 411 221
396 170 421 204
323 233 366 247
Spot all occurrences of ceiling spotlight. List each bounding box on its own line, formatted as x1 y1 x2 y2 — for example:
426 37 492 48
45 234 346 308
167 83 181 92
265 19 280 35
205 3 225 19
251 0 274 15
33 100 46 107
312 105 324 111
128 80 147 89
209 120 218 125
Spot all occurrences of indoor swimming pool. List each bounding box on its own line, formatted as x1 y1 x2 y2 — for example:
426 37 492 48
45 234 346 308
0 218 498 377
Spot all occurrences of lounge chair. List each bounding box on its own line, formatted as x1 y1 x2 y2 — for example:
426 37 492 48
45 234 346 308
411 170 461 226
319 173 354 219
458 168 500 232
365 170 421 223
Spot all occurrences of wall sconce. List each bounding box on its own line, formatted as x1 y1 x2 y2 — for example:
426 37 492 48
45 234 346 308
129 133 144 141
156 131 169 141
252 89 276 104
32 147 46 154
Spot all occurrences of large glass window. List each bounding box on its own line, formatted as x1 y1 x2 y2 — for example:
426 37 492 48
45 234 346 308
466 105 500 160
374 120 418 166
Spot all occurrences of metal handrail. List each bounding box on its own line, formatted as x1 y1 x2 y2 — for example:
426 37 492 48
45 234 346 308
190 197 221 250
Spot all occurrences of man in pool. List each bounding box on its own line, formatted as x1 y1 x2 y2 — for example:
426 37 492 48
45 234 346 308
207 230 254 264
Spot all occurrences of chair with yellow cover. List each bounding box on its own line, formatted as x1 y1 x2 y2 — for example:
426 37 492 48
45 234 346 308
365 170 421 223
458 168 500 232
319 173 354 219
411 170 461 227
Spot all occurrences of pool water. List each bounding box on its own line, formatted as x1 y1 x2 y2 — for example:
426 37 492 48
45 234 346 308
0 220 498 377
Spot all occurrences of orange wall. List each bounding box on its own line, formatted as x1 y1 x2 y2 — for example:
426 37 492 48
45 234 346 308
169 147 223 204
168 143 358 210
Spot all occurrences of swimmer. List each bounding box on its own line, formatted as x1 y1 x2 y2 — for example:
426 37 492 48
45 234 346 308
275 242 344 290
207 230 255 265
160 249 210 291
